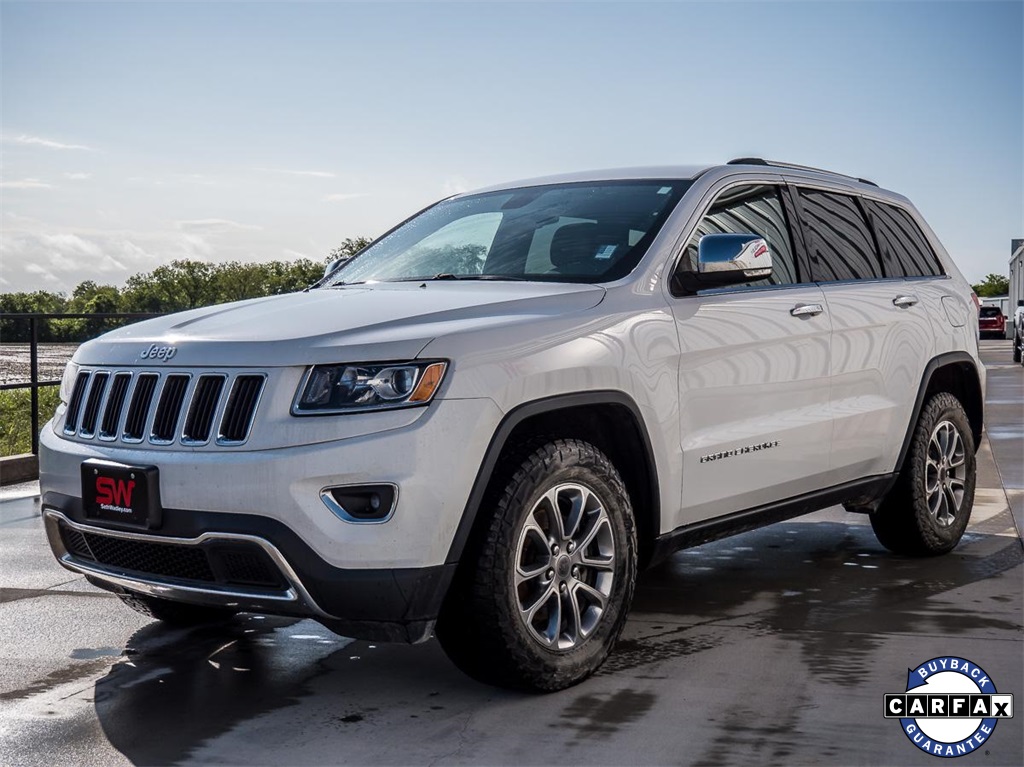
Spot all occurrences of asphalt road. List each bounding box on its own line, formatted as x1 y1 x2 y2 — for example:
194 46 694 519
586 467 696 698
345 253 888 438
2 340 1021 766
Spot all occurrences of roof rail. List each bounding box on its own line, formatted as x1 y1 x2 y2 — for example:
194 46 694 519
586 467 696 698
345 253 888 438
726 157 878 187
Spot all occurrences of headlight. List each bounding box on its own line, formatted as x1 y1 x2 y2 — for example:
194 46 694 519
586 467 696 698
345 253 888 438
59 361 80 404
292 360 448 414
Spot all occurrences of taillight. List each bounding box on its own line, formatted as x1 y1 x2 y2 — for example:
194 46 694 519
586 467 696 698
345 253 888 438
970 292 981 311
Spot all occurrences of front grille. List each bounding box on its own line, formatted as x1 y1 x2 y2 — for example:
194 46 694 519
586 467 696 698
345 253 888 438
79 372 109 436
123 374 158 441
182 375 226 444
219 375 265 443
151 375 190 443
62 367 265 447
61 526 91 559
60 523 286 590
212 545 286 588
64 372 91 434
85 531 217 581
99 373 132 439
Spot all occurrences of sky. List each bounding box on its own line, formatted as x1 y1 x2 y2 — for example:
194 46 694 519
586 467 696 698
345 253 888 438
1 0 1022 293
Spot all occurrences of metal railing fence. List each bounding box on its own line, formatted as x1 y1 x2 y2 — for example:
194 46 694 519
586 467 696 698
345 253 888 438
0 313 163 455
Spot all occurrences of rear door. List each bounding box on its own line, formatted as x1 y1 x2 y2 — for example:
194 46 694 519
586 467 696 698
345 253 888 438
789 185 938 482
667 181 833 525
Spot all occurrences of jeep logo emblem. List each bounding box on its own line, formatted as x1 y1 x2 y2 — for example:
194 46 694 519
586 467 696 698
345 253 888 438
140 344 177 361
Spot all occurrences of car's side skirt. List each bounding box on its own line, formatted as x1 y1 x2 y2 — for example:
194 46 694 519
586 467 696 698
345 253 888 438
649 474 895 565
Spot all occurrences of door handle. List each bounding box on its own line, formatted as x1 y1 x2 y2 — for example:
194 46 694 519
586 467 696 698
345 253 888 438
893 295 919 308
790 303 824 318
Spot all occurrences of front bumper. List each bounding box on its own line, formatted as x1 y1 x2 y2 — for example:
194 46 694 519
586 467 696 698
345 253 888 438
39 397 502 569
39 396 503 642
42 504 453 642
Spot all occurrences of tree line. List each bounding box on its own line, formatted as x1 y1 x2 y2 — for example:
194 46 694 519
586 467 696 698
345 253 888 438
0 238 370 342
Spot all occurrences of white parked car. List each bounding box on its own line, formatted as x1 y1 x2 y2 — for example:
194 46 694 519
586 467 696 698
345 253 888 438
41 159 985 690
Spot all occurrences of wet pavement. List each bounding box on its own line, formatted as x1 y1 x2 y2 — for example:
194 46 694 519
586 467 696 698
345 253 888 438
1 340 1021 766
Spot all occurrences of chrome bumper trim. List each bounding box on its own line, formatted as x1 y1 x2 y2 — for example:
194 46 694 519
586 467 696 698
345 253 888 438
43 509 334 619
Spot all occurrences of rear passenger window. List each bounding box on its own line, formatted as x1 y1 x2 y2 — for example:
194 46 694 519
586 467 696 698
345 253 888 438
863 199 944 277
679 184 799 291
797 189 882 282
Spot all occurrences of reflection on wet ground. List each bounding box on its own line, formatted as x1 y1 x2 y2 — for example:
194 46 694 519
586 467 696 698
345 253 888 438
90 617 348 765
52 517 1017 766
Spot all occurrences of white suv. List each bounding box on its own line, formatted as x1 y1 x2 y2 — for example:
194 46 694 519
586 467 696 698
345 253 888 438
40 159 984 690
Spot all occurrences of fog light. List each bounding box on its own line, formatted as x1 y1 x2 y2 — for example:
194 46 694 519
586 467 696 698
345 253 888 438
320 484 396 523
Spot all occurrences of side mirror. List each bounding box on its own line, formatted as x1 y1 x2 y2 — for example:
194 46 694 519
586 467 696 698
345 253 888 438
696 233 773 286
323 256 349 279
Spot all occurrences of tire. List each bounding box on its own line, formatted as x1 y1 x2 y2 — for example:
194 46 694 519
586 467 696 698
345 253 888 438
118 592 236 626
1015 333 1023 364
437 439 637 691
870 392 976 556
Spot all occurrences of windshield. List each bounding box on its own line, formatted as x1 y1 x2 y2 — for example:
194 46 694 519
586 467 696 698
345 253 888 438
324 180 691 286
979 307 1002 317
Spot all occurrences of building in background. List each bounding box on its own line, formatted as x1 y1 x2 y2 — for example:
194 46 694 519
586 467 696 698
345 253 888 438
1009 239 1024 339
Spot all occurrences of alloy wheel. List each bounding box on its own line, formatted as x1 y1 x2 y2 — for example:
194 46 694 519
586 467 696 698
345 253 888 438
513 483 615 650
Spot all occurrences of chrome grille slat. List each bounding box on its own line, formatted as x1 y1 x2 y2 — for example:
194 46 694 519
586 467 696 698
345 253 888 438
123 373 159 442
218 375 265 444
79 372 110 437
99 373 132 440
63 372 91 434
151 374 191 443
182 375 226 444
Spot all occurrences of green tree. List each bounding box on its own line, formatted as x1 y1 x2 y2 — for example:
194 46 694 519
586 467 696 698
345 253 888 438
328 237 373 265
0 290 68 341
972 274 1009 297
68 281 121 337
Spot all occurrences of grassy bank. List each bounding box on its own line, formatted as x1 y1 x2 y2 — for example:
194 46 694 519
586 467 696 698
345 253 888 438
1 386 61 456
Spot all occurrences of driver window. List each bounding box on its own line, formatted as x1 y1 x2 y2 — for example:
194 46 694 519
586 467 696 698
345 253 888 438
681 185 798 290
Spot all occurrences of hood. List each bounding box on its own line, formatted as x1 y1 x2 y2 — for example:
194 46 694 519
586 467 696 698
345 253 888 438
75 281 606 367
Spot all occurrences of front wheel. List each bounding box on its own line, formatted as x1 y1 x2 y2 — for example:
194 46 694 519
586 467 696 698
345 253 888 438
870 392 976 556
1015 333 1022 364
437 439 637 691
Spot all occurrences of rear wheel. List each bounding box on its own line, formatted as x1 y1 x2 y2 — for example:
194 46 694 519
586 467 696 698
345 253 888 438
1015 332 1022 364
118 592 236 626
437 439 636 691
870 393 976 556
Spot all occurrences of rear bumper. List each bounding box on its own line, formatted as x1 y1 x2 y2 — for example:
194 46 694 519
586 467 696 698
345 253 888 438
42 497 455 643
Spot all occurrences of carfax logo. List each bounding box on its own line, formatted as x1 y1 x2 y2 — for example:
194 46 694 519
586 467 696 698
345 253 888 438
884 657 1013 758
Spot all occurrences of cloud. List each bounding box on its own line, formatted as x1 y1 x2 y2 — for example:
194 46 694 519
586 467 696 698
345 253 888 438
1 225 219 292
64 172 91 180
322 193 368 203
0 178 53 189
255 167 336 178
174 218 263 233
5 134 95 151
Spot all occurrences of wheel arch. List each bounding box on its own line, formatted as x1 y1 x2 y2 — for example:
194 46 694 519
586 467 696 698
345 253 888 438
896 351 984 473
444 391 661 568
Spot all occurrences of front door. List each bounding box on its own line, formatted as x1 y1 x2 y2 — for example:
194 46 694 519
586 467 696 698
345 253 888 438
668 182 833 526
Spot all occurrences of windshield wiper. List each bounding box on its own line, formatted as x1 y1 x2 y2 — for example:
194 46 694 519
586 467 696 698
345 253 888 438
424 273 527 281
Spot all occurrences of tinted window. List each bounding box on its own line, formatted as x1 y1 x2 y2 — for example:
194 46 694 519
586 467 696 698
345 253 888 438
797 189 882 281
979 306 1002 317
327 181 689 285
863 199 944 277
680 184 799 290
